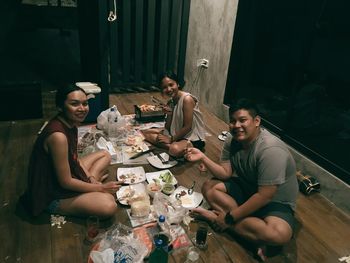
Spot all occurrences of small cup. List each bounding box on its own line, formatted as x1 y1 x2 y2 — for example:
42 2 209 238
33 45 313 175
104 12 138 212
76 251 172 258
194 221 208 250
162 183 175 195
185 246 200 262
86 216 99 243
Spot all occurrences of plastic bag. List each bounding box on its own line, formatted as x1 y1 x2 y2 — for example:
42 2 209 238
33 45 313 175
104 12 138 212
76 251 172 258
97 105 121 133
152 192 186 225
96 223 148 263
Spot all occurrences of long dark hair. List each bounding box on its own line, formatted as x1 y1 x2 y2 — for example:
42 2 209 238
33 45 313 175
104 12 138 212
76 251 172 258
55 83 87 108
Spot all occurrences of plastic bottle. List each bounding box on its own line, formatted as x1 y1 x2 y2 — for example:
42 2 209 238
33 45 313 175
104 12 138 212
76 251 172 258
149 239 168 263
158 215 171 236
108 107 118 140
156 215 171 252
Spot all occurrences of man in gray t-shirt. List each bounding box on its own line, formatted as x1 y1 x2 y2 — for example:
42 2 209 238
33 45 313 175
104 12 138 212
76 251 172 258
185 99 298 260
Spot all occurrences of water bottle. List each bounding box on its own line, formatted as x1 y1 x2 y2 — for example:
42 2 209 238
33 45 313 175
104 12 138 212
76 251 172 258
108 107 118 140
155 215 171 252
149 239 168 263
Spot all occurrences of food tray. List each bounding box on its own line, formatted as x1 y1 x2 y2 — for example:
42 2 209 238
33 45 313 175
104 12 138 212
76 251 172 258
134 105 165 122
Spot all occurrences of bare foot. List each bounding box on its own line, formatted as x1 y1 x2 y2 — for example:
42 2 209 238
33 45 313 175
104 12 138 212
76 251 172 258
190 207 217 222
198 162 207 172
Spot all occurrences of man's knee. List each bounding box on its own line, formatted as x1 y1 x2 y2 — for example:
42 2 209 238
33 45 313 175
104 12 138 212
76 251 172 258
262 224 293 245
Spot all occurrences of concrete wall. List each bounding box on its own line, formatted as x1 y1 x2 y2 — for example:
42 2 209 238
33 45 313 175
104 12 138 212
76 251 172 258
184 0 238 121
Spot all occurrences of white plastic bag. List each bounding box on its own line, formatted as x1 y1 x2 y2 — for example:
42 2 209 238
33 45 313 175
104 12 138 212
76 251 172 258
97 105 120 133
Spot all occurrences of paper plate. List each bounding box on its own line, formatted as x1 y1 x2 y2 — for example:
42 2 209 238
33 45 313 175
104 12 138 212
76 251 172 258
117 167 146 184
147 152 178 169
116 183 147 205
145 170 177 186
170 186 203 209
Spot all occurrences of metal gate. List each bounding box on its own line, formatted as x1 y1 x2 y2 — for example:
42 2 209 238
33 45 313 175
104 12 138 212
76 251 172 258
108 0 190 92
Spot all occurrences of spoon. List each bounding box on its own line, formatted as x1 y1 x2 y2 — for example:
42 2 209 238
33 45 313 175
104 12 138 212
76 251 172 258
188 181 196 195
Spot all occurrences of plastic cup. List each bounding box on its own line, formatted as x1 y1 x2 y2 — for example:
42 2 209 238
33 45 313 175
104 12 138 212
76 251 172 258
194 221 208 249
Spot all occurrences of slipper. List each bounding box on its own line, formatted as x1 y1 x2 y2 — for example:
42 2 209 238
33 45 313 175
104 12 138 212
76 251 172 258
218 134 227 141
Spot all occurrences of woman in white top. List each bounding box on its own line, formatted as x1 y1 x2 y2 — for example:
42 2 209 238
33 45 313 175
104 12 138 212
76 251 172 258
142 71 206 157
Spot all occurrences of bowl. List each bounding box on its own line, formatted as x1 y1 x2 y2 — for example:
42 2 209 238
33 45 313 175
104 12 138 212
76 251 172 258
162 183 175 195
146 183 162 198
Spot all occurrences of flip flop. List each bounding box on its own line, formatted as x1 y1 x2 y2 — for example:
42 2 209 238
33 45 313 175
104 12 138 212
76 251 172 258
218 134 227 141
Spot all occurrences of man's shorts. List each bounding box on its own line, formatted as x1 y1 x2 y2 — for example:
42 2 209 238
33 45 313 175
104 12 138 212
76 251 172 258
223 178 295 231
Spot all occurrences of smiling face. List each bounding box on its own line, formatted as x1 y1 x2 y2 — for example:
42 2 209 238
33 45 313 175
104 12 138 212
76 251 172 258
160 76 180 99
229 109 261 146
61 90 89 125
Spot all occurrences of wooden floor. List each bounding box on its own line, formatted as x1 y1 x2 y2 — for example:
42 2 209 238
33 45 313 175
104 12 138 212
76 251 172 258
0 90 349 263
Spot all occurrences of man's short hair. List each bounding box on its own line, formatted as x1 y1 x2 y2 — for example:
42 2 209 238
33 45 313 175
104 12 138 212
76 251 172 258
229 98 259 118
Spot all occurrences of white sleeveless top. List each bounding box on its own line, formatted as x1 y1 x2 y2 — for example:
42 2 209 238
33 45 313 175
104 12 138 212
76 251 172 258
169 92 206 141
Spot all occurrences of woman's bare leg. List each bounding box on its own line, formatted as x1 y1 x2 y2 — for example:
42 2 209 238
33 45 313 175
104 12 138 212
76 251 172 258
80 150 111 181
57 192 118 219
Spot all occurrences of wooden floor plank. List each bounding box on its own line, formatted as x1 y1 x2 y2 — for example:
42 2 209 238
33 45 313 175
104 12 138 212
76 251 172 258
0 91 349 263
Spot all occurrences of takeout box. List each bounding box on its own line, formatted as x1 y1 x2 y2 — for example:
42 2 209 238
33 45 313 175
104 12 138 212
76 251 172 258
134 104 165 122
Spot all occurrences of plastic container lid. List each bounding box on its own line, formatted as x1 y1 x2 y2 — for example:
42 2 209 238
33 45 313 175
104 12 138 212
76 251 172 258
75 82 101 94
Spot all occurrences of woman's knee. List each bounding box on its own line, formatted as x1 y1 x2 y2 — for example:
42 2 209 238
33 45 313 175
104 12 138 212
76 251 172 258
97 195 118 218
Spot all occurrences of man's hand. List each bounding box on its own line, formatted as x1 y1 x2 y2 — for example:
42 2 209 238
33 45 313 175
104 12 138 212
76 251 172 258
213 210 230 231
185 147 205 162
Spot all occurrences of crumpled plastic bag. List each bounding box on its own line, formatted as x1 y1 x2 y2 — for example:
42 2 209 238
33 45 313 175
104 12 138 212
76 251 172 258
92 223 148 263
90 248 114 263
153 192 187 225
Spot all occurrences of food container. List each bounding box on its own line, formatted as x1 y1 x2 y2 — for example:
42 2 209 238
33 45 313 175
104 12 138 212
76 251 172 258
134 104 165 122
146 183 162 198
161 183 175 195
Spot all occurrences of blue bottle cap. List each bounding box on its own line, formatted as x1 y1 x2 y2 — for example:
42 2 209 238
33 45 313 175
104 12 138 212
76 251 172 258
159 215 165 222
155 238 164 247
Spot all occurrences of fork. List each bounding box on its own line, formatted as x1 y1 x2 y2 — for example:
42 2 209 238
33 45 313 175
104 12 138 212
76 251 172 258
157 153 169 164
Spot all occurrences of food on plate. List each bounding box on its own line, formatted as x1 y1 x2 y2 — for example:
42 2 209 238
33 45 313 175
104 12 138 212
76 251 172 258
146 183 162 198
125 145 143 153
118 187 136 202
179 195 192 206
139 104 162 112
159 171 173 184
119 172 141 183
162 183 175 195
179 190 187 196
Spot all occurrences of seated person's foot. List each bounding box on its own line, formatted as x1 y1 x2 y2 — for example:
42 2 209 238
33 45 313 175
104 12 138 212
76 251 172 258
198 162 207 172
189 207 226 232
254 245 283 262
190 207 217 222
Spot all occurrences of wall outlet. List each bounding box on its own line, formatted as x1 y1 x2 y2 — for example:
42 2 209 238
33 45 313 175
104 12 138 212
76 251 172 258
197 58 209 68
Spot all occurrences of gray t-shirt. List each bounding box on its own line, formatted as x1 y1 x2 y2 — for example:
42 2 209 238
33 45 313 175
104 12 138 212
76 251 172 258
221 128 298 210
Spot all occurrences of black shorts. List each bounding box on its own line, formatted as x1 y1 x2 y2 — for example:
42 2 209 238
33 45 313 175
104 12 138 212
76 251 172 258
191 140 205 151
223 178 295 231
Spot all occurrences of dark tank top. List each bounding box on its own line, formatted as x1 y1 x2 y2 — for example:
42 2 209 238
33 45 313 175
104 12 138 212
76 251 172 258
22 117 89 216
